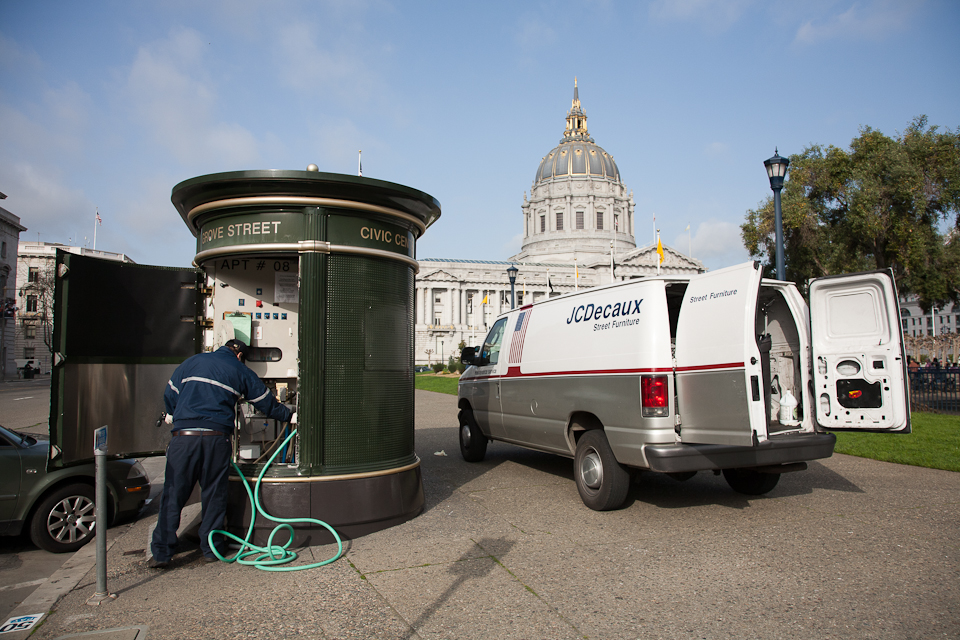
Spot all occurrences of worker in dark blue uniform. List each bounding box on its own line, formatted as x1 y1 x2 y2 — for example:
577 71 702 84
149 339 293 568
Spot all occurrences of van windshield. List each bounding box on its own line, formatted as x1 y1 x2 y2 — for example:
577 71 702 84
481 318 507 365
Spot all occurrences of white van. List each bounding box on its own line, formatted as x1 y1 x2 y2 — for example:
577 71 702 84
458 261 910 510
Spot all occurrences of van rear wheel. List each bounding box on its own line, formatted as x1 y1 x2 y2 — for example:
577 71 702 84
458 410 487 462
574 430 630 511
722 468 781 495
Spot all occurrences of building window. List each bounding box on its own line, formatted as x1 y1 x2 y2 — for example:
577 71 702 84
433 315 441 325
1 242 6 259
26 295 38 313
23 347 34 359
28 267 39 283
25 324 36 340
576 211 584 229
556 212 563 231
434 294 441 304
596 211 604 230
540 215 546 233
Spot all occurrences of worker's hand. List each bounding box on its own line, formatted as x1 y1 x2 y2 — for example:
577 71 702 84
290 412 297 424
164 413 174 425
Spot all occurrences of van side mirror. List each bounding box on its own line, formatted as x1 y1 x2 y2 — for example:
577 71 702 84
461 346 479 366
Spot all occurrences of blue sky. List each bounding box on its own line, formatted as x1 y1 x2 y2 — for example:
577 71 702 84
2 0 958 270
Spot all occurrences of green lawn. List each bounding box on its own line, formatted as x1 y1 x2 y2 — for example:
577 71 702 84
414 373 459 395
832 412 959 472
414 375 959 472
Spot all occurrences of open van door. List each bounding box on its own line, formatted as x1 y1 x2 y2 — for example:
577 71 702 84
674 262 766 446
49 251 202 466
809 269 910 433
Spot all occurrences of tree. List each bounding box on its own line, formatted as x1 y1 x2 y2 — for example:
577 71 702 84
742 116 960 311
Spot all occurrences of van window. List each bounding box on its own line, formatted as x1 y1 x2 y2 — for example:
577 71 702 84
481 318 507 365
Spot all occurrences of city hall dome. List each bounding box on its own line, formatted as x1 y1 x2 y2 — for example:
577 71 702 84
533 80 620 186
514 79 635 263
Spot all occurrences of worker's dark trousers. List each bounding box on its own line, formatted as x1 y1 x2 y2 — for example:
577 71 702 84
150 432 231 562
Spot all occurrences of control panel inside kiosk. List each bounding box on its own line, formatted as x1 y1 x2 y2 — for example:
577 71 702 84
207 257 300 464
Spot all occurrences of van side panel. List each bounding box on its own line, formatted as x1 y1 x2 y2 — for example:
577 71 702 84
497 281 674 462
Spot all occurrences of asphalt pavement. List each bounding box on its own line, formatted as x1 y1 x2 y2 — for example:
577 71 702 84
2 389 959 639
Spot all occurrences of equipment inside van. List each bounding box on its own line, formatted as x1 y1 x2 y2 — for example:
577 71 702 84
458 261 910 510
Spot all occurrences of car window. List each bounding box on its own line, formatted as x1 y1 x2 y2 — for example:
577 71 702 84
481 318 507 366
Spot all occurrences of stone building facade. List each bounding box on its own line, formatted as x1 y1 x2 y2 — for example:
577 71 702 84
1 195 27 380
414 83 704 365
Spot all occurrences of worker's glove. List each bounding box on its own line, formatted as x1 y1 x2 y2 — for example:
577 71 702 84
164 413 174 425
290 412 298 424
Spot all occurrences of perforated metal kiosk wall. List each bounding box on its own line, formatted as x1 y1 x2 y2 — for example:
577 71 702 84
172 169 440 544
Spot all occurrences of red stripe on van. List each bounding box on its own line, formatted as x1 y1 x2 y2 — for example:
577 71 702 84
675 362 745 372
502 366 674 378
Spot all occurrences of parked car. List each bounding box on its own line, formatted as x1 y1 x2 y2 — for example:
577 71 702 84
0 424 150 552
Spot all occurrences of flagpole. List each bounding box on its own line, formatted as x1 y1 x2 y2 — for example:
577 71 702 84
93 208 98 250
656 229 663 276
358 150 362 177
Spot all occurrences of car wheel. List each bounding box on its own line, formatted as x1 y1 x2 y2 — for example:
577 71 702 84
458 409 487 462
574 430 630 511
722 468 781 496
29 484 98 553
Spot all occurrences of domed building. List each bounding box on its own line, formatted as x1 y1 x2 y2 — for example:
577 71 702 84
514 79 636 263
414 82 703 365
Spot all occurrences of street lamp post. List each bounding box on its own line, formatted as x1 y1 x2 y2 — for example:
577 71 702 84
507 265 519 309
764 149 790 281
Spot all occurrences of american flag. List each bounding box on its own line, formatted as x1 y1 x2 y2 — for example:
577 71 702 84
96 210 102 225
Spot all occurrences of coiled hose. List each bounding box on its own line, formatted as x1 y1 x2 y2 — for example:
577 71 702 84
208 428 343 571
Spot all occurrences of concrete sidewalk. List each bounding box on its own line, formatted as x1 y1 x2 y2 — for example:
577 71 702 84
12 390 960 639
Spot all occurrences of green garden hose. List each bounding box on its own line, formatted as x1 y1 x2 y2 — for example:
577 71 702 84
208 428 343 571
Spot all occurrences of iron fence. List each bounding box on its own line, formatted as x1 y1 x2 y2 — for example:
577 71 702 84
909 370 960 414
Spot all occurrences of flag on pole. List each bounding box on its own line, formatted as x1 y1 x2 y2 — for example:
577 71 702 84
358 150 362 177
656 233 664 265
481 294 489 305
547 270 554 293
96 209 102 225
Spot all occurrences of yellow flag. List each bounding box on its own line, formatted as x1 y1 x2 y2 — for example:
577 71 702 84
656 235 664 265
481 294 489 305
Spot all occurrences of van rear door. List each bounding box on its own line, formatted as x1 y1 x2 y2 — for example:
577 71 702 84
809 270 910 433
674 262 766 446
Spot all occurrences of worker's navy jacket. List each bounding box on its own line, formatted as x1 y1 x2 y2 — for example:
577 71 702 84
164 346 291 434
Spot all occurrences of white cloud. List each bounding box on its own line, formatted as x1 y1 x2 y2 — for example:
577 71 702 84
123 27 258 167
649 0 756 31
794 0 922 45
514 14 558 50
503 232 524 258
704 141 728 158
0 160 94 238
0 33 43 74
273 23 377 103
679 219 751 269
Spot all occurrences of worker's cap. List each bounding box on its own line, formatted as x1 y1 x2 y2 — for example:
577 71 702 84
225 339 250 361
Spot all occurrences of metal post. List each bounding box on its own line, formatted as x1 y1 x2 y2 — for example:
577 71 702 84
773 186 785 281
87 426 116 605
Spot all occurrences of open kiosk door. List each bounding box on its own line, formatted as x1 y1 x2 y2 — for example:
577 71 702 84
674 262 766 446
49 250 202 466
809 269 910 433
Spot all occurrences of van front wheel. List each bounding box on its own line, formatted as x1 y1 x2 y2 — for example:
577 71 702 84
722 468 781 495
458 410 487 462
574 430 630 511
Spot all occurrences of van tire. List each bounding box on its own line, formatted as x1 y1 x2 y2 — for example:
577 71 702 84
458 410 487 462
722 468 781 495
574 430 630 511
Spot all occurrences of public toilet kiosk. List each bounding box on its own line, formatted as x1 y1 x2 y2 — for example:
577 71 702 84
48 168 441 544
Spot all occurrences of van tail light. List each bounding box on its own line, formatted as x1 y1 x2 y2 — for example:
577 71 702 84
641 375 669 417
